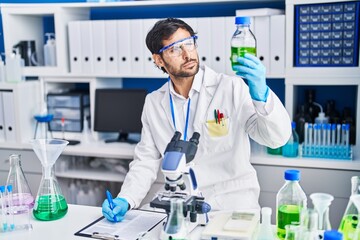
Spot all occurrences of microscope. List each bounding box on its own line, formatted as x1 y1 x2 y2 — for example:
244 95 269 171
150 131 211 239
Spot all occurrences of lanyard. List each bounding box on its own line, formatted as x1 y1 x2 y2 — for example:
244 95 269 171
168 77 191 141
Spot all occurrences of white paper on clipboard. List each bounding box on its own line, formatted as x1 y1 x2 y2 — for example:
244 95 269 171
75 209 166 240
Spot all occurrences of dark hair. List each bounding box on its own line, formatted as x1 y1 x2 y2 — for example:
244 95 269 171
145 18 196 55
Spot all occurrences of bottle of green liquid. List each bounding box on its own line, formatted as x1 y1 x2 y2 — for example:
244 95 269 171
339 176 360 240
276 170 307 239
230 16 257 70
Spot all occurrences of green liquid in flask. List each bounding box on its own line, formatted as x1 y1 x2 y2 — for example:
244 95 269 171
277 205 301 239
231 46 257 70
33 194 68 221
339 214 358 240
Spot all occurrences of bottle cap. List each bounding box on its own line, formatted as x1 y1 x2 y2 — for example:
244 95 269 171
261 207 272 216
324 230 343 240
284 169 300 181
291 121 296 129
235 16 251 24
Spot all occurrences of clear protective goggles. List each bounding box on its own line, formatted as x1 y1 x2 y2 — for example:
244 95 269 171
158 35 198 57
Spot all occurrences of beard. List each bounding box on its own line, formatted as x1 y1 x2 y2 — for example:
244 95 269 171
162 57 200 78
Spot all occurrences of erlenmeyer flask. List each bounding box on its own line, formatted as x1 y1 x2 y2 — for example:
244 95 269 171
6 154 35 213
350 195 360 240
339 176 360 240
30 139 69 221
160 198 187 240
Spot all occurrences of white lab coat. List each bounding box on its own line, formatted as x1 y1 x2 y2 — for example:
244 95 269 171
118 65 291 211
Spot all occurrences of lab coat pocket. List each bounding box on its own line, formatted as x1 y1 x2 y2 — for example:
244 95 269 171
206 118 229 137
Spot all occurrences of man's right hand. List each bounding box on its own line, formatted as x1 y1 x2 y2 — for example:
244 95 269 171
102 197 129 222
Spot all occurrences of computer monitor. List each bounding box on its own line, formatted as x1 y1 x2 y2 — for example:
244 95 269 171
94 88 147 143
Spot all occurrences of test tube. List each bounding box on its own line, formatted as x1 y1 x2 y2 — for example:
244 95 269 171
326 124 331 146
304 123 309 156
317 124 321 147
336 124 341 146
322 124 327 146
342 124 347 146
308 123 313 156
313 124 318 147
6 185 14 230
331 124 336 146
0 186 7 231
304 123 309 146
345 124 350 148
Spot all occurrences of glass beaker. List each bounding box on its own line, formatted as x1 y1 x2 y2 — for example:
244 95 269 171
339 176 360 240
30 139 69 221
6 154 35 213
284 225 300 240
160 198 187 240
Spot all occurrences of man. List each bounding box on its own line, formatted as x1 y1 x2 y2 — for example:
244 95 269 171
102 18 291 222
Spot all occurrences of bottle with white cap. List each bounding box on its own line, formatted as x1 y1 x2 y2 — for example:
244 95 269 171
44 33 57 66
257 207 275 240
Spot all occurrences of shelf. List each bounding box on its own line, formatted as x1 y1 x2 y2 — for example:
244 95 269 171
62 141 135 159
1 0 284 9
286 77 360 86
250 154 360 171
56 169 125 182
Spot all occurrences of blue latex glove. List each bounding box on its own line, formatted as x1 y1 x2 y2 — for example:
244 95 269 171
233 53 269 102
102 197 129 222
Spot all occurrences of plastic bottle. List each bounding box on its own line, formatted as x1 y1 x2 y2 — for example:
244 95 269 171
5 49 24 83
257 207 275 240
282 122 299 158
230 16 256 70
0 55 6 82
315 112 329 125
44 33 57 66
276 169 307 240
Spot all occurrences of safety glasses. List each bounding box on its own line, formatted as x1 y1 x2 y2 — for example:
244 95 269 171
158 35 198 57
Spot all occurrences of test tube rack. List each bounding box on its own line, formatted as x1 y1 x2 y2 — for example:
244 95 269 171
0 185 33 234
301 144 352 160
301 123 353 160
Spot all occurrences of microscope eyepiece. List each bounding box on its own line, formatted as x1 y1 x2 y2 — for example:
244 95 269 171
189 132 200 145
171 131 182 142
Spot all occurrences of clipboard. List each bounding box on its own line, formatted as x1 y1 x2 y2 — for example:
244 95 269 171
74 209 167 240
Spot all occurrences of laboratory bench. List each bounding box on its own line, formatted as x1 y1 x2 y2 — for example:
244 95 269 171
0 204 203 240
0 142 359 229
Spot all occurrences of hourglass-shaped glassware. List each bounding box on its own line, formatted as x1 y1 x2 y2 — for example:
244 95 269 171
30 139 69 221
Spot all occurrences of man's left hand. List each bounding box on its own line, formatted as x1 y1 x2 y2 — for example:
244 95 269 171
233 53 269 102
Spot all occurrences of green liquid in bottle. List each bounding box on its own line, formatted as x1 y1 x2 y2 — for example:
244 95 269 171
33 194 68 221
277 205 301 240
339 214 358 240
231 46 257 70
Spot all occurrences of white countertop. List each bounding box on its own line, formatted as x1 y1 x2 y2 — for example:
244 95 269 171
0 204 204 240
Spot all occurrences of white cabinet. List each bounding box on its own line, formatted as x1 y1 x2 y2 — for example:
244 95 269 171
285 0 360 159
0 81 40 146
1 4 89 76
